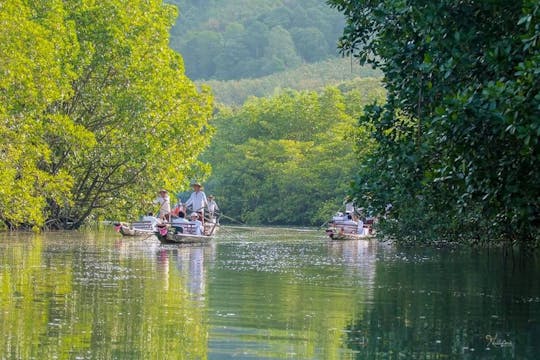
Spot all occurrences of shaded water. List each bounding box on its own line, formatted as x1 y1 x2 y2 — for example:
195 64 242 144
0 227 538 359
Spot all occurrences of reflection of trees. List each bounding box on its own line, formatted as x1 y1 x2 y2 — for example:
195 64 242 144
0 232 208 358
344 249 540 359
207 237 378 359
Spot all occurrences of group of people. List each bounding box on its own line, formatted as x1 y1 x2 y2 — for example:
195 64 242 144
151 182 219 235
330 198 374 235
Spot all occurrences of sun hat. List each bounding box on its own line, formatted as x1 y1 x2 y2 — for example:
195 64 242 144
190 212 198 218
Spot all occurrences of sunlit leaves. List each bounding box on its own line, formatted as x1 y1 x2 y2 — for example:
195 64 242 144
0 0 77 229
0 0 213 229
204 83 381 226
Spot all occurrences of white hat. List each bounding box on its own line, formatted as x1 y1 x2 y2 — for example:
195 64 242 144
190 212 198 218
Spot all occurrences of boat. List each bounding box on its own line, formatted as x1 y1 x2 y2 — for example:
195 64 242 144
114 220 157 237
155 220 219 244
325 212 374 240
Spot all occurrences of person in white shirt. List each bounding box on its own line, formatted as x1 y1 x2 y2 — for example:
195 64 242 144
184 182 208 215
207 195 219 220
141 212 161 230
170 211 189 234
154 189 171 221
189 212 203 235
171 211 189 224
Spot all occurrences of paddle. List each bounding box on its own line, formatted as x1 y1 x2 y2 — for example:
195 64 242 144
219 213 244 225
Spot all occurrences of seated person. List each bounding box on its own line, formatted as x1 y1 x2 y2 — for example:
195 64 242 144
141 212 161 227
189 212 203 235
171 211 189 224
171 211 189 233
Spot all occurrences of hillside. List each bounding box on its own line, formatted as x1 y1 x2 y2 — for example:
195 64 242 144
167 0 346 80
200 57 382 106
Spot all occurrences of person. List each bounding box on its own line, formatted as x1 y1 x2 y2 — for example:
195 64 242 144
184 182 208 217
141 212 161 227
154 189 171 222
170 201 185 218
171 211 189 224
207 195 219 221
344 196 355 219
171 210 189 233
357 218 365 235
189 212 203 235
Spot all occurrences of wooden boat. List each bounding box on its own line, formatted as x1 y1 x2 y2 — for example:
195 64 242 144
155 220 219 244
325 213 374 241
325 228 374 240
114 221 157 237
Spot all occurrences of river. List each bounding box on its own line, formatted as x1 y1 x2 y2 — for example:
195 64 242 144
0 227 538 359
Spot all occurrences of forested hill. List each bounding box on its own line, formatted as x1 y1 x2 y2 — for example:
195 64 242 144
202 58 382 105
167 0 345 80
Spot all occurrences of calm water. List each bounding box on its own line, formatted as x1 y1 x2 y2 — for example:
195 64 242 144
0 227 538 359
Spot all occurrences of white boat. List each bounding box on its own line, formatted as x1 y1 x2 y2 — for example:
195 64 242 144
325 212 374 240
114 221 157 237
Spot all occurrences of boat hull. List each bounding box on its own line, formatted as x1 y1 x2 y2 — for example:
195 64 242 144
155 222 218 244
325 217 374 241
325 228 374 241
156 232 213 244
114 222 156 237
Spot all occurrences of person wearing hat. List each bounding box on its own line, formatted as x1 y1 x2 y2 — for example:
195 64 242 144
189 212 203 235
154 189 171 222
207 195 219 221
184 182 208 219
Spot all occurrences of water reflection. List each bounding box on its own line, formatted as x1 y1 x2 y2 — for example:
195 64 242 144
0 229 539 359
0 231 208 359
153 244 216 299
344 248 540 359
207 229 377 359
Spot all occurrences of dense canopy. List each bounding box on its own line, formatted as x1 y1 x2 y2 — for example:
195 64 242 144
0 0 213 230
329 0 540 247
168 0 346 80
203 80 383 226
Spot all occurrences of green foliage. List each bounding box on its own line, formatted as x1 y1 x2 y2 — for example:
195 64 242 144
203 83 383 226
167 0 346 80
0 0 76 229
202 57 382 106
49 0 213 228
1 0 213 229
329 0 540 248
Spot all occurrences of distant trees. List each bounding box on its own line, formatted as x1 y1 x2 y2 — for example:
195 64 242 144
291 27 329 62
203 83 384 226
168 0 345 80
1 0 213 230
202 58 382 106
329 0 540 247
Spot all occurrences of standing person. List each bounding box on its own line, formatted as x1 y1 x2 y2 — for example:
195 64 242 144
184 182 208 217
344 196 355 219
207 195 219 221
154 189 171 222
